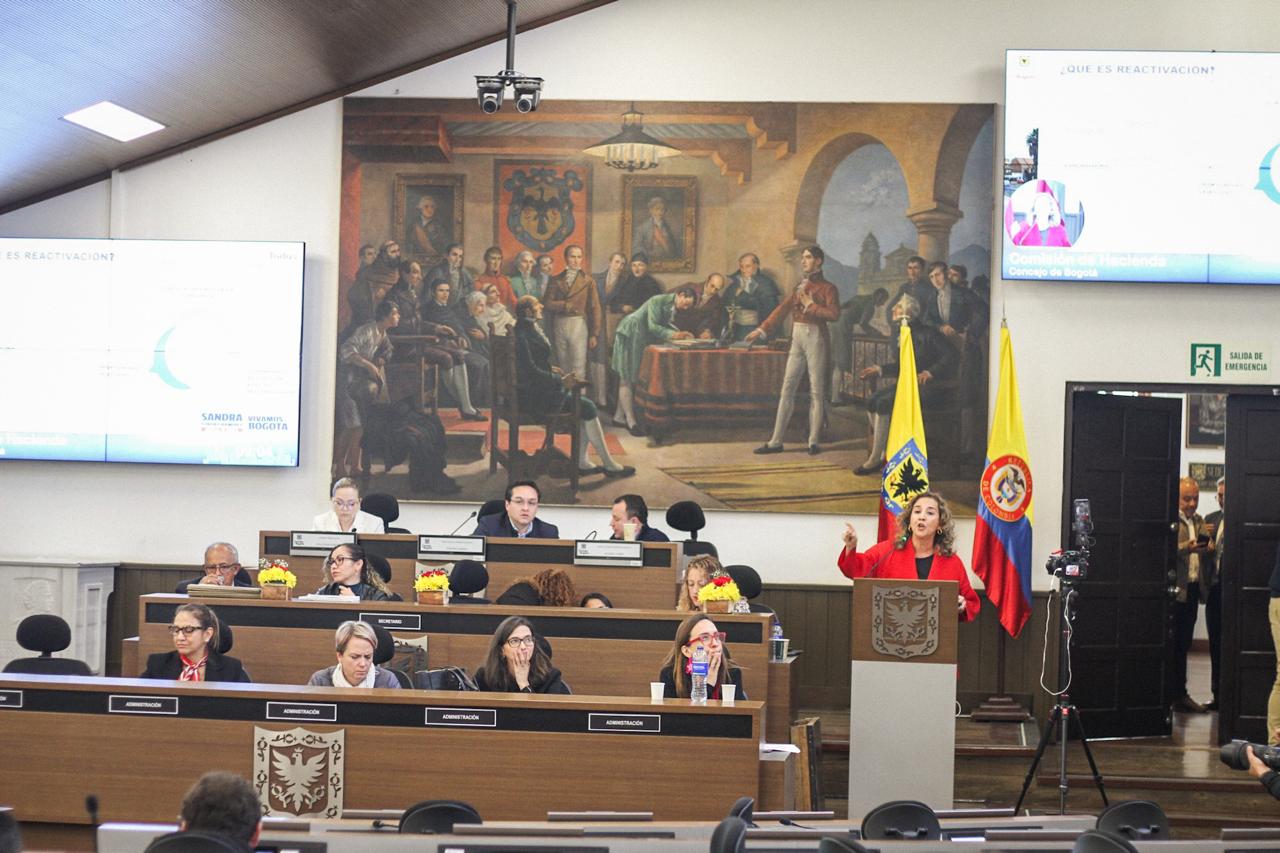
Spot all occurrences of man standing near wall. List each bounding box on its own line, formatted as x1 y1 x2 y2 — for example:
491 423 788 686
1203 476 1225 712
747 246 840 455
1173 476 1212 714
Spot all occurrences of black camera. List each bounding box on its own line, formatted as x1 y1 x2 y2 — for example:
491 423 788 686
1045 549 1089 580
1221 739 1280 772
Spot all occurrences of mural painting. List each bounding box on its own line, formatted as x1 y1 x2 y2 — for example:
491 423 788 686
337 98 995 514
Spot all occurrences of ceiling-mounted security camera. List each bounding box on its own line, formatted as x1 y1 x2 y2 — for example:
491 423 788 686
474 0 543 114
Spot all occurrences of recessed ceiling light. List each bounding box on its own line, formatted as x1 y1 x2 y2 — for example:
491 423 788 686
62 101 165 142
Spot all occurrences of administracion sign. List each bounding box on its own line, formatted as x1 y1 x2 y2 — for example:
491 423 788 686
1189 342 1272 380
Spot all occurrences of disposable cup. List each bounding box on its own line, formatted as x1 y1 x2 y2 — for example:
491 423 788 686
649 682 665 702
721 683 736 704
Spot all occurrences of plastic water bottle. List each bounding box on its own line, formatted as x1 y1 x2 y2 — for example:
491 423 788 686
690 644 710 704
770 618 785 661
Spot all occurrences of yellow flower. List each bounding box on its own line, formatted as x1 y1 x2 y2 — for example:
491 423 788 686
414 570 450 592
698 575 741 602
258 566 297 589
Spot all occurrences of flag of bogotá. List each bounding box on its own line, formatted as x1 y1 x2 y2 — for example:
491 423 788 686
972 321 1034 638
877 321 929 541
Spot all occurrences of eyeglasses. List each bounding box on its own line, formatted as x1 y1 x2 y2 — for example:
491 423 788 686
167 625 205 636
201 563 240 572
689 632 726 647
324 555 359 569
332 499 359 510
506 635 536 648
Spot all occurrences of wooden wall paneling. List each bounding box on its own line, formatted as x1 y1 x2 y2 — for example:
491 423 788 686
106 563 199 676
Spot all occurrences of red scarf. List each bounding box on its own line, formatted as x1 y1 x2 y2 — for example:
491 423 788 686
179 653 207 682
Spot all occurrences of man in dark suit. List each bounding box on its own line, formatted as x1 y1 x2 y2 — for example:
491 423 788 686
175 542 253 594
1173 476 1213 713
178 772 262 852
1203 476 1225 711
473 480 560 539
724 252 781 341
609 493 669 542
424 243 473 312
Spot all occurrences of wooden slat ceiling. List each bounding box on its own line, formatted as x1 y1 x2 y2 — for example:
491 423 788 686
0 0 614 215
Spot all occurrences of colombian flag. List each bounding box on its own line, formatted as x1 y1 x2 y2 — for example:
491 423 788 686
877 321 929 540
972 321 1034 637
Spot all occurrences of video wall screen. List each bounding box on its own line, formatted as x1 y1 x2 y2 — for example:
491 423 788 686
1003 49 1280 284
0 237 304 466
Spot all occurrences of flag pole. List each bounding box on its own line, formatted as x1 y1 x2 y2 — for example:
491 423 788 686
971 628 1030 721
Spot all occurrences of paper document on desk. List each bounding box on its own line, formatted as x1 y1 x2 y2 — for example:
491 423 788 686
760 742 801 759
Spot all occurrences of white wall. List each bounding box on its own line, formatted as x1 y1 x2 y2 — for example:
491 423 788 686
2 0 1278 589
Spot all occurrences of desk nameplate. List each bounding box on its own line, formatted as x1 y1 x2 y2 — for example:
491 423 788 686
266 701 338 723
359 612 422 631
418 535 486 561
289 531 356 556
574 540 643 568
0 690 22 708
109 694 179 715
425 707 497 727
588 712 660 734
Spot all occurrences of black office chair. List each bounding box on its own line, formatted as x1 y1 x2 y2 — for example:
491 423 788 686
709 816 748 853
398 799 482 833
368 623 410 688
2 614 93 675
727 796 755 827
217 621 235 654
1096 800 1169 840
478 499 505 521
1071 829 1140 852
666 500 718 558
859 799 941 840
143 830 246 852
818 838 868 853
413 667 478 691
724 565 773 614
449 559 491 604
363 492 410 533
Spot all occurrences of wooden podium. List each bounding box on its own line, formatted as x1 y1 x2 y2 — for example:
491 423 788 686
848 577 958 819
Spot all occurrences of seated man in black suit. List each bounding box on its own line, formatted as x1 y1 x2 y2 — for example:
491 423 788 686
473 480 560 539
178 771 262 852
175 542 253 594
609 493 669 542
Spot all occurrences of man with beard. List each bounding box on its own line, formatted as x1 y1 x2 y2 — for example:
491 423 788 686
409 193 450 257
542 244 602 380
674 272 729 340
511 250 543 300
424 243 473 313
344 240 400 339
418 279 486 420
724 252 781 342
748 246 841 456
633 195 682 261
853 295 958 474
475 245 516 310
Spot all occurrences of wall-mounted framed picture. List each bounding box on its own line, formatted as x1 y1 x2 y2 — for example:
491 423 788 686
393 174 465 265
1188 462 1225 492
621 175 697 273
1186 392 1226 448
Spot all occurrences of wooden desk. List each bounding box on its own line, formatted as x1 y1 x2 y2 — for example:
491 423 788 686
258 531 682 610
0 673 760 831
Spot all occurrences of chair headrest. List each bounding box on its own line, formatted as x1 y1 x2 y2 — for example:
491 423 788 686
16 614 71 655
217 621 234 655
366 553 393 583
450 560 489 594
370 623 395 665
398 800 482 834
361 492 400 525
478 499 505 519
724 565 762 599
666 500 706 533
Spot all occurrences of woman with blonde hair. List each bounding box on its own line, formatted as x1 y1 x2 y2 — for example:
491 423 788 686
677 554 720 611
658 612 745 700
836 490 980 621
307 620 400 688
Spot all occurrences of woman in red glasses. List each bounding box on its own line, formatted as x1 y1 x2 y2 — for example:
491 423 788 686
658 613 745 700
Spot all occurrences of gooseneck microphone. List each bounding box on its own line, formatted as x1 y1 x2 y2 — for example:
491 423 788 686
583 530 599 540
449 511 478 535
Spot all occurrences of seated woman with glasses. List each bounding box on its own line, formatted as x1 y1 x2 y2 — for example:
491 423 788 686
312 477 385 533
474 616 570 694
315 543 393 600
658 613 744 700
141 603 250 682
307 620 400 689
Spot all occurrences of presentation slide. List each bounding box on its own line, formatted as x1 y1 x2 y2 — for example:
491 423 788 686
1003 49 1280 284
0 238 304 466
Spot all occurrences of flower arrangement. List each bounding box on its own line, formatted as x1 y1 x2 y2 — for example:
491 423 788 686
698 572 741 602
414 569 450 592
257 558 297 589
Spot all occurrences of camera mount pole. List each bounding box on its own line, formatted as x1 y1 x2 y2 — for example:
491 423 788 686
1013 582 1109 814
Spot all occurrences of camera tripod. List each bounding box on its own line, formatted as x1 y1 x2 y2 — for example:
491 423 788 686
1014 586 1109 814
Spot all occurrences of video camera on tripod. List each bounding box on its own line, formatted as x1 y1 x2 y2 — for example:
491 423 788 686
1046 498 1093 583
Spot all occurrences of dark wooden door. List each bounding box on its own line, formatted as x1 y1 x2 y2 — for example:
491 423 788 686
1221 394 1280 743
1066 391 1180 738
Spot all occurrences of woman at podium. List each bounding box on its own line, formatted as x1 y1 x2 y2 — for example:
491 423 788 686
837 491 980 621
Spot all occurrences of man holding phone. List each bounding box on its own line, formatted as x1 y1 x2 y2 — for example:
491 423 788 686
1173 476 1213 714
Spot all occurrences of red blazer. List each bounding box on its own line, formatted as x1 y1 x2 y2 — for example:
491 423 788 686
837 539 981 622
